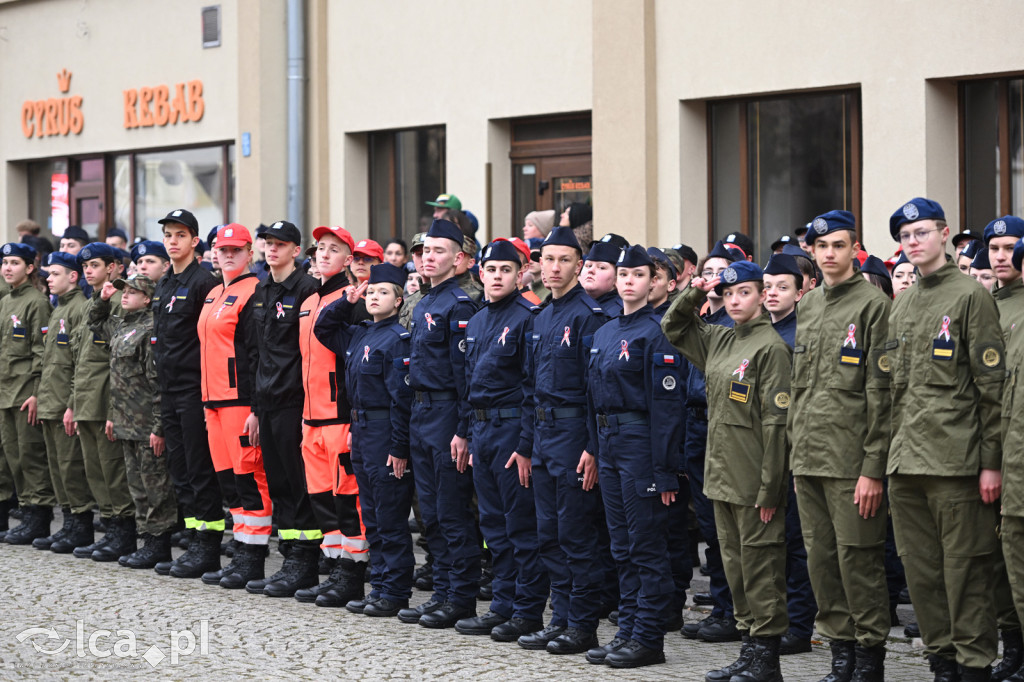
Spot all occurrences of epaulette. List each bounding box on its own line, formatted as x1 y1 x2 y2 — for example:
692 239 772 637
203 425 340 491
452 289 471 302
390 322 410 339
579 291 604 314
515 296 539 312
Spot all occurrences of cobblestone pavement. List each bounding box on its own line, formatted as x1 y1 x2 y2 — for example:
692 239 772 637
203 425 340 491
0 518 937 680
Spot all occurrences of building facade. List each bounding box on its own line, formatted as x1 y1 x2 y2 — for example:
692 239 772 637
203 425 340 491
1 0 1022 260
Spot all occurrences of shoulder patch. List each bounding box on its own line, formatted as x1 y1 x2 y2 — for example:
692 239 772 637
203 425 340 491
877 354 890 373
453 290 470 301
773 391 790 409
982 347 1002 368
515 296 539 312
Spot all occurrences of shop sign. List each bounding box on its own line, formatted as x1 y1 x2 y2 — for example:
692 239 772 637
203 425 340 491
123 81 204 129
21 69 84 138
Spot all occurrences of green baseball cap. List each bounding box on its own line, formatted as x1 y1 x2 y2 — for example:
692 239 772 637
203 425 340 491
410 232 428 252
425 193 462 212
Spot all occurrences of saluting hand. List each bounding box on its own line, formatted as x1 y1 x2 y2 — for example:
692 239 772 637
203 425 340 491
99 281 117 302
689 276 721 294
506 452 532 488
347 280 368 304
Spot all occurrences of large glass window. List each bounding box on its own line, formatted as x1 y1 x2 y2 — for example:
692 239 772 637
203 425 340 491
710 91 860 263
961 78 1024 229
368 126 445 244
133 145 233 240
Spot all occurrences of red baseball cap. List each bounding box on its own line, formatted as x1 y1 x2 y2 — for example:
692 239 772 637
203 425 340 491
312 225 355 252
496 236 530 263
353 239 384 261
215 223 252 248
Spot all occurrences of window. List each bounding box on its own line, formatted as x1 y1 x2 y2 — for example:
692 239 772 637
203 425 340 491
709 90 861 263
368 126 445 244
961 78 1024 229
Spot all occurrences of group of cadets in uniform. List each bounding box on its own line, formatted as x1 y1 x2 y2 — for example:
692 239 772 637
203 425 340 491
2 193 1024 680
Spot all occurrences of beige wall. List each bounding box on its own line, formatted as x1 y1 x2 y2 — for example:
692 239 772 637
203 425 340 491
325 0 593 243
0 0 267 240
654 0 1024 253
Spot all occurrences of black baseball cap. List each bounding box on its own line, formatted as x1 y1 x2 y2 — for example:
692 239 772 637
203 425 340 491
258 220 302 246
158 209 200 236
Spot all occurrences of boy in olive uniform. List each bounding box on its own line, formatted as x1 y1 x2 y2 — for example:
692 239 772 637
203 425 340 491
789 211 892 681
662 260 791 682
887 198 1004 682
67 242 135 559
34 253 94 552
90 274 176 568
983 215 1024 679
0 242 55 543
999 238 1024 682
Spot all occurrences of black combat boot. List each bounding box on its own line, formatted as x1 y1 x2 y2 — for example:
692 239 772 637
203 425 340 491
6 505 54 545
706 636 754 682
850 644 885 682
73 515 114 557
730 636 783 682
0 496 15 540
33 507 72 550
120 532 172 569
929 655 959 682
169 530 222 578
263 542 320 598
245 540 292 594
958 664 993 681
313 559 367 607
176 528 194 549
220 543 267 589
295 554 343 603
820 639 856 682
92 517 138 562
202 549 241 585
51 512 94 553
995 630 1024 681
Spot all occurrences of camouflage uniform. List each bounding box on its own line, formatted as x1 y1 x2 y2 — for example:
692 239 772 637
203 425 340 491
89 291 175 535
37 287 93 513
457 271 484 303
399 282 430 331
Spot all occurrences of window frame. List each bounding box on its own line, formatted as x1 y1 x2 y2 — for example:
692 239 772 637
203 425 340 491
958 76 1021 229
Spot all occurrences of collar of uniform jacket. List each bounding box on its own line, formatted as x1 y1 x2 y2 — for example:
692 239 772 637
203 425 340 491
318 271 350 297
261 265 310 292
916 260 957 290
823 270 864 301
550 282 586 308
166 258 206 287
733 314 772 339
994 277 1024 301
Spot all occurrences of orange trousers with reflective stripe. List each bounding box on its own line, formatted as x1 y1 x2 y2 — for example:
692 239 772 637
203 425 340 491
301 422 368 561
205 405 273 544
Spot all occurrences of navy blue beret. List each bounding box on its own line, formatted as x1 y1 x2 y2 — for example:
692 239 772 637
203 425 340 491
646 247 677 279
596 233 629 250
616 244 654 269
983 216 1024 244
131 240 169 262
1013 240 1024 273
540 225 582 254
77 242 120 264
973 246 992 271
706 240 742 263
208 226 223 247
587 240 622 265
62 225 90 243
368 262 407 288
859 255 891 280
805 210 856 246
426 218 463 246
780 244 812 264
1 242 37 263
714 260 764 295
763 253 802 279
106 227 128 242
890 198 945 240
960 240 982 261
479 239 521 265
47 251 82 273
892 251 912 269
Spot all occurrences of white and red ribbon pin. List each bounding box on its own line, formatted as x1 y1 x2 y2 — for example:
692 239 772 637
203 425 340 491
561 326 571 347
938 316 951 341
165 298 175 313
844 324 857 348
275 302 285 319
10 314 21 327
498 327 510 346
619 339 630 361
59 319 66 335
733 359 749 381
362 345 370 362
425 313 436 330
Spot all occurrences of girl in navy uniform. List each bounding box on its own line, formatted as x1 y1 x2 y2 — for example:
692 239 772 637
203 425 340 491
585 245 684 668
315 262 415 618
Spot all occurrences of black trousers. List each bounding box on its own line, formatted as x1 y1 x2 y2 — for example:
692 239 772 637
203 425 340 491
160 390 223 524
257 406 319 537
